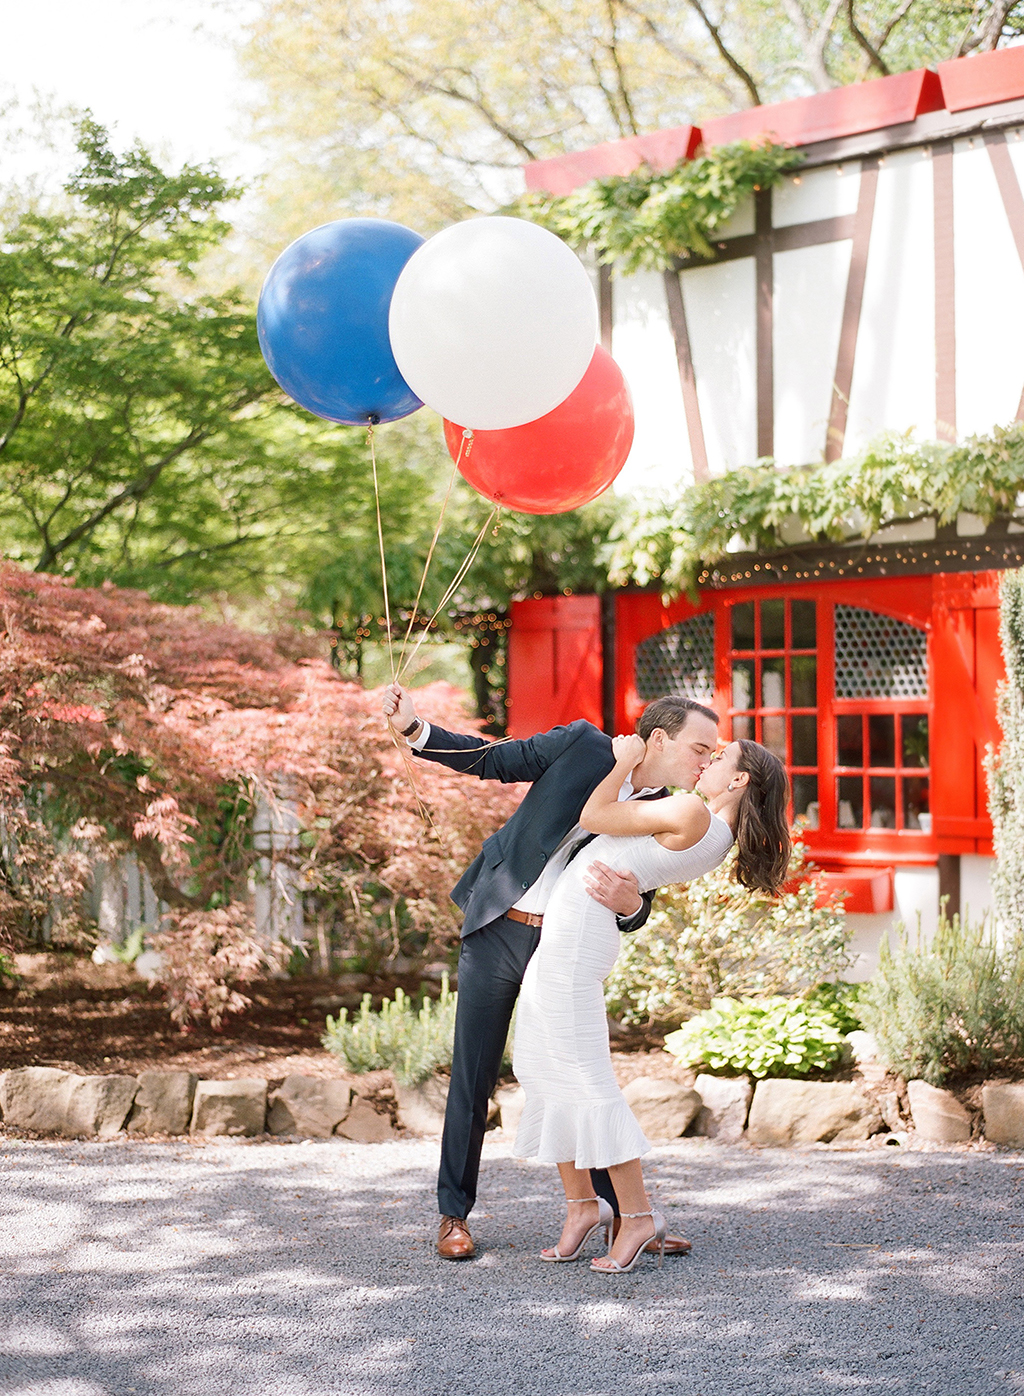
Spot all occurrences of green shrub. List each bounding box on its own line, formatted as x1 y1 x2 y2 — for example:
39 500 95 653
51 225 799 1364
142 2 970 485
322 975 513 1086
663 996 848 1078
804 980 864 1035
858 908 1024 1086
604 843 851 1028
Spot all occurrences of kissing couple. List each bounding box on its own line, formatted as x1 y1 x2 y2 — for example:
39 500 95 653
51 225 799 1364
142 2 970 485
382 684 790 1273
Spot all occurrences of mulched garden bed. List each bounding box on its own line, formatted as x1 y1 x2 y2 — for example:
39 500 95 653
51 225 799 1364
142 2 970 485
0 951 679 1087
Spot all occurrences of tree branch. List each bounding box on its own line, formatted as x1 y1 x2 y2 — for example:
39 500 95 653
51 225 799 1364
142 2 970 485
684 0 763 105
779 0 843 90
382 58 540 158
845 0 890 74
606 0 641 135
33 425 211 571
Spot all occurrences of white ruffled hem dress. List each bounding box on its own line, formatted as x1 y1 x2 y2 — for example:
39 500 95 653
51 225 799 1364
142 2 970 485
512 812 735 1170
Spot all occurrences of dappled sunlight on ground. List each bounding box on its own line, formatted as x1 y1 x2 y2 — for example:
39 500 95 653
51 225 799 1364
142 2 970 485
0 1135 1022 1395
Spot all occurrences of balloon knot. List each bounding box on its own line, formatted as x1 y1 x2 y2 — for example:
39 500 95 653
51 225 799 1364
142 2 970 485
368 413 381 426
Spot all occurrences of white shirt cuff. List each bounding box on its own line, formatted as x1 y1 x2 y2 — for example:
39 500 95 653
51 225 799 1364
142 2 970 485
408 719 431 750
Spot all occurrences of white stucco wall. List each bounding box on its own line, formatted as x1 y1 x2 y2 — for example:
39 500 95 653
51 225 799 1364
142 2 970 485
612 270 691 494
682 257 758 473
844 146 938 453
953 138 1024 438
772 240 852 465
960 852 996 925
606 122 1024 494
772 163 861 227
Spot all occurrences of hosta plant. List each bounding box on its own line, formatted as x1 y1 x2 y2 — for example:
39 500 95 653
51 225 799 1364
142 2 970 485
664 996 848 1079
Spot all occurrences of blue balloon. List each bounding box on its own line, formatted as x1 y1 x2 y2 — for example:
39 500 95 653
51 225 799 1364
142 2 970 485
257 218 424 425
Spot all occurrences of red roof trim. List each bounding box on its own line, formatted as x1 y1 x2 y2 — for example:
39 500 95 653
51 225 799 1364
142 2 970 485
523 125 700 197
700 68 943 150
938 46 1024 113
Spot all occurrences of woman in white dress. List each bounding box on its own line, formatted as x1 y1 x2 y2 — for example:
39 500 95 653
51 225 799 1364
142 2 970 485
512 736 790 1274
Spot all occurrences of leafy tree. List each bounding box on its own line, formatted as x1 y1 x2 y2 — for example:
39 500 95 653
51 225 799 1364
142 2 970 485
0 563 522 990
0 117 389 602
240 0 1022 239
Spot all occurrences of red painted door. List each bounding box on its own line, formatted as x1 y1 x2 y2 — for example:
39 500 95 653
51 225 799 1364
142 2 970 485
506 595 603 738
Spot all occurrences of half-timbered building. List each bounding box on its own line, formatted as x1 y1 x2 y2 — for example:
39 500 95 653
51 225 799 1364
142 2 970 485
507 47 1024 962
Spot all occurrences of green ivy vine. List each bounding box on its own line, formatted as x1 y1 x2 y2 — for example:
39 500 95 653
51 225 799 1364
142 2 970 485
606 422 1024 598
510 140 803 273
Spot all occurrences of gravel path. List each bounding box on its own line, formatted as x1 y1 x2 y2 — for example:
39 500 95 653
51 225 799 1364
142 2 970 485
1 1133 1022 1396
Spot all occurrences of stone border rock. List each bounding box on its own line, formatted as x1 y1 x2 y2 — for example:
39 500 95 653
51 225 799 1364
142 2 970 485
2 1066 1022 1148
0 1067 398 1142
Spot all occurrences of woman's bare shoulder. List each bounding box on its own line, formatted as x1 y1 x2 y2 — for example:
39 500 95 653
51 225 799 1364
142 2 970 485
653 794 712 848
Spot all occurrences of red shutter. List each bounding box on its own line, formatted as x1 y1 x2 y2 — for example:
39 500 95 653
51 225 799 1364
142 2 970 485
507 596 603 738
931 573 1003 853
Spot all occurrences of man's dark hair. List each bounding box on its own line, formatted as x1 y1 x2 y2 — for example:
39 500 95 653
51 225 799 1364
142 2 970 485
636 695 719 741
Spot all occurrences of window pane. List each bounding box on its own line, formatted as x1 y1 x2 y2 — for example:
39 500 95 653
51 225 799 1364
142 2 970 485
733 714 753 740
836 715 863 767
903 776 930 831
902 714 929 768
834 605 928 699
790 655 817 707
761 657 785 707
761 599 785 649
869 775 896 828
731 602 755 649
869 714 896 767
791 600 816 649
838 776 863 828
762 714 786 760
791 714 817 766
732 660 754 710
792 774 818 829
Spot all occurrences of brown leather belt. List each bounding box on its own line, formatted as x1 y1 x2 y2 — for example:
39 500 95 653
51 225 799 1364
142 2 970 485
505 907 543 927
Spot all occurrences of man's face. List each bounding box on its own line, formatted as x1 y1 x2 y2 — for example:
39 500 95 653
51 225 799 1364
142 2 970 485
653 714 719 790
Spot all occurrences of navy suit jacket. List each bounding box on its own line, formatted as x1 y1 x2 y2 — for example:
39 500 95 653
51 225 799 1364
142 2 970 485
415 718 660 938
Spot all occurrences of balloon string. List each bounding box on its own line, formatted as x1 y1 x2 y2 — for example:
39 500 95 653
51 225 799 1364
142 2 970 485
367 423 396 682
395 430 468 682
398 502 500 681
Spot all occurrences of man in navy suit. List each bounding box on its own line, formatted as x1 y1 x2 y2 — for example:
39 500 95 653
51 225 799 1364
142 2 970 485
382 682 719 1259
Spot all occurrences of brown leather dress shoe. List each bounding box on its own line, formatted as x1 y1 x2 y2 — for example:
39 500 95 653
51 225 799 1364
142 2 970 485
437 1215 476 1260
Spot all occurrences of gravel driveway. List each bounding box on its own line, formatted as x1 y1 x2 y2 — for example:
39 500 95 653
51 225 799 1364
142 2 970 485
1 1132 1022 1396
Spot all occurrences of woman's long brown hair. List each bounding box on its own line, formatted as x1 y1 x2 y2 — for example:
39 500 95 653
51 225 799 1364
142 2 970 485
733 740 791 894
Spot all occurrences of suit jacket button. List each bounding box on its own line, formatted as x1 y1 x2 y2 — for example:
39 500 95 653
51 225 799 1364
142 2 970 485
522 881 529 889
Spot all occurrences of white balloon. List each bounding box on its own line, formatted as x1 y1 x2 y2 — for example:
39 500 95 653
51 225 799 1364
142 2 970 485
388 216 598 430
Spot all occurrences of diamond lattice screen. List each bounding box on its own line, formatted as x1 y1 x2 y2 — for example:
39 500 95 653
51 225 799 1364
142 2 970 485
635 612 716 702
834 606 928 699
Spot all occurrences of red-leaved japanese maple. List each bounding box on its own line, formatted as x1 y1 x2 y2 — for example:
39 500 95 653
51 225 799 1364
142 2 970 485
0 563 523 1020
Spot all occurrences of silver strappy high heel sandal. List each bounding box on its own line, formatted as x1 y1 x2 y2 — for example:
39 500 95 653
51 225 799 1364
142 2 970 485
540 1196 614 1262
590 1208 666 1274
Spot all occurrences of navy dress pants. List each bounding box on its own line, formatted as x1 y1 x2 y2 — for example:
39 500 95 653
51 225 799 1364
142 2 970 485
437 912 620 1220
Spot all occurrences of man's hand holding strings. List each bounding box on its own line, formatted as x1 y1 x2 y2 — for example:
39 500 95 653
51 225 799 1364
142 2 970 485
382 682 419 736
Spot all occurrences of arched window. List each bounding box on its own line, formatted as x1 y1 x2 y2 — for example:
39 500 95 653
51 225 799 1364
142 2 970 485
635 611 715 702
634 595 932 847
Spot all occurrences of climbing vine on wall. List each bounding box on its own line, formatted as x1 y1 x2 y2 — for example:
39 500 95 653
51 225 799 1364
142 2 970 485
510 141 803 273
606 422 1024 597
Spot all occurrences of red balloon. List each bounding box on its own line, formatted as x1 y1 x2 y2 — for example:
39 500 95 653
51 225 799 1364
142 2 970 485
443 345 634 514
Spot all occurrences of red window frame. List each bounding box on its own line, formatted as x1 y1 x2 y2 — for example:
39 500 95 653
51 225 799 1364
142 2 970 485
616 576 939 868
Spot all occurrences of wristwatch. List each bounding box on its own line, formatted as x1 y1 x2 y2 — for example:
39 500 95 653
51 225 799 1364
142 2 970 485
399 717 422 738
